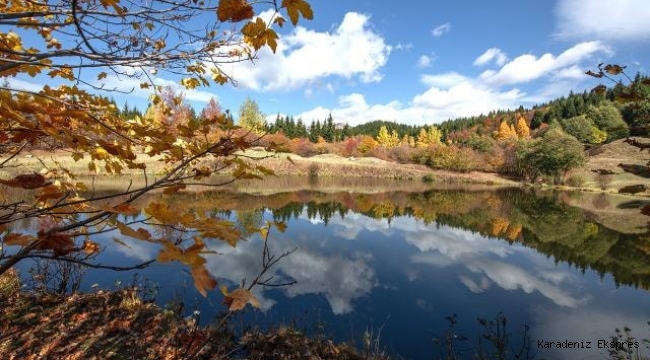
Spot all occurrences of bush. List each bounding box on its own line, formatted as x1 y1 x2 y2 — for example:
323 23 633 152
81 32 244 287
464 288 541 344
290 138 316 157
388 144 414 164
516 127 587 183
409 145 477 172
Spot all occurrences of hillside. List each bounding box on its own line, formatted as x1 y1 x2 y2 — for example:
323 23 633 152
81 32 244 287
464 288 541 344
570 139 650 193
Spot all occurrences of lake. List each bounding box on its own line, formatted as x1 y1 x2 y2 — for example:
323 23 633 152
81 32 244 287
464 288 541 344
9 178 650 359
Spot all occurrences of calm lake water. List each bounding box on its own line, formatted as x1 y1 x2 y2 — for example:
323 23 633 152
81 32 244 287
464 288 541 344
10 179 650 359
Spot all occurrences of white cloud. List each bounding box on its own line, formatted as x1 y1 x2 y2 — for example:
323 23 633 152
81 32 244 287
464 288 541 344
223 12 391 92
479 41 612 86
416 55 433 69
394 42 414 51
204 233 377 315
431 22 451 37
473 48 509 67
555 0 650 41
295 42 610 125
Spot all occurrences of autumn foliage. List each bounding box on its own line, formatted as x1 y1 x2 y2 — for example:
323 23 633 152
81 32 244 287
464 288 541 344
0 0 314 299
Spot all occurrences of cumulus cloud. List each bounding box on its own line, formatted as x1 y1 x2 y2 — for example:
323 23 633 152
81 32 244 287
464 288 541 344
473 48 509 67
295 41 610 125
555 0 650 41
203 233 377 314
223 12 391 92
478 41 612 86
431 23 451 37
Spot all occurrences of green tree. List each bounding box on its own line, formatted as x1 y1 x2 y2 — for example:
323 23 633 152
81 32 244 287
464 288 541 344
516 126 587 183
238 97 267 135
561 114 598 143
587 102 629 141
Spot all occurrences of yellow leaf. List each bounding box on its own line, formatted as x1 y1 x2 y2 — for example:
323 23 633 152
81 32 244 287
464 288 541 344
145 202 180 224
223 288 260 311
282 0 313 25
265 28 279 53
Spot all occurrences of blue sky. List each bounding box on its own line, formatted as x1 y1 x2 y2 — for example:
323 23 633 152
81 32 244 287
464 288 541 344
8 0 650 126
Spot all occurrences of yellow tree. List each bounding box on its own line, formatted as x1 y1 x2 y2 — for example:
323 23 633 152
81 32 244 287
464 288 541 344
0 0 314 295
416 126 442 148
376 125 399 149
494 120 517 142
515 115 530 138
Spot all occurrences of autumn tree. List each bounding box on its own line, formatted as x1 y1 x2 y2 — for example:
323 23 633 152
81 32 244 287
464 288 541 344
143 85 194 132
416 126 442 148
0 0 314 297
514 116 530 138
200 97 223 121
494 120 518 142
376 125 399 149
238 97 267 135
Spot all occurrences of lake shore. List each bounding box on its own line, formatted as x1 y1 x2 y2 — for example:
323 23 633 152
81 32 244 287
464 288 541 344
1 144 648 197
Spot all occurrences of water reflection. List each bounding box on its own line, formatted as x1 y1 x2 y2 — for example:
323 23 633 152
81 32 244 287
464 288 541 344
6 184 650 359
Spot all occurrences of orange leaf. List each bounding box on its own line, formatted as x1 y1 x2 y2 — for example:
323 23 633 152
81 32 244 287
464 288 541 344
222 288 260 311
217 0 254 22
191 266 217 297
145 202 180 224
163 183 186 195
0 173 51 189
113 203 140 215
83 240 100 255
117 223 151 240
34 184 64 202
4 233 37 246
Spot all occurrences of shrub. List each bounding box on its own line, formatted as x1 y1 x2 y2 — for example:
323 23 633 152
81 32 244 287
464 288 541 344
368 146 390 161
388 144 413 164
516 127 587 183
290 138 316 157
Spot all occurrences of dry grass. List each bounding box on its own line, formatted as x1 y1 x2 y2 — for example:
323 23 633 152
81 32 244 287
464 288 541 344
571 139 650 194
1 148 518 186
